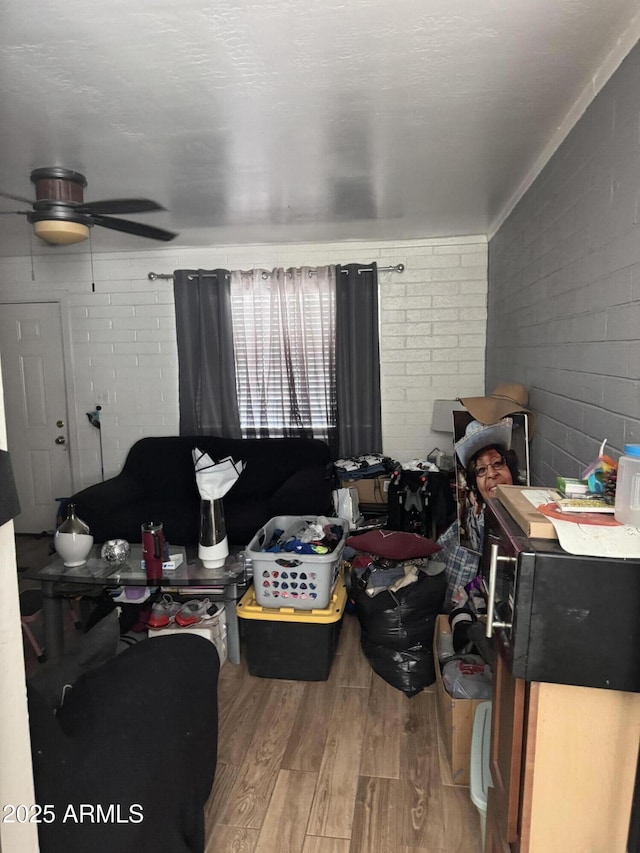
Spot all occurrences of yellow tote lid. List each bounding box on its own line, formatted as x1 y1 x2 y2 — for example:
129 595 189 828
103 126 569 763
237 578 346 623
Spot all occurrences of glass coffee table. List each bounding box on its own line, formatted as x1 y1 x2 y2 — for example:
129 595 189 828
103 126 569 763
26 544 249 664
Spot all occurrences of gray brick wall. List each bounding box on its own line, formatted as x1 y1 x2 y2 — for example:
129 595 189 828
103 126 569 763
488 41 640 486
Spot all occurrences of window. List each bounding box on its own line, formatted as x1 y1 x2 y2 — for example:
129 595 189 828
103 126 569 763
174 262 380 457
229 266 336 441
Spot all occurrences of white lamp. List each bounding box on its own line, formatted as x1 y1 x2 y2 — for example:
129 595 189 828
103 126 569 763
428 399 467 468
431 399 466 435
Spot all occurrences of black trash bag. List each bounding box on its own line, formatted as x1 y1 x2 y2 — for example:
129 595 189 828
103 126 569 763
348 566 446 695
361 627 437 698
351 570 445 649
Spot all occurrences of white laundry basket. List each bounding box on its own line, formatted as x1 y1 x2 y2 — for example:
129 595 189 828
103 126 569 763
470 701 493 850
247 515 348 610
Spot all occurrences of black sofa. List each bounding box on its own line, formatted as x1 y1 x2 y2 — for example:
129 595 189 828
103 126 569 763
28 631 219 853
69 436 334 545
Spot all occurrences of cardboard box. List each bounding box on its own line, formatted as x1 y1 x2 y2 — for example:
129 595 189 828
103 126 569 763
433 615 485 786
341 475 391 505
495 484 562 539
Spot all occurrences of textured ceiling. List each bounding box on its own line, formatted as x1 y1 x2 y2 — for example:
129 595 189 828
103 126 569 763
0 0 639 256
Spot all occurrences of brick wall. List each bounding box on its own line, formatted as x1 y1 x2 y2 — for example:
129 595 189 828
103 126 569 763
0 236 486 490
487 41 640 486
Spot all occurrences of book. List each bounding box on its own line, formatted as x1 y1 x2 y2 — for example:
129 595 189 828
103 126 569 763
555 498 615 513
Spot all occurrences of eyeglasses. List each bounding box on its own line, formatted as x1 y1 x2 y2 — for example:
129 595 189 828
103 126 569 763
474 458 507 478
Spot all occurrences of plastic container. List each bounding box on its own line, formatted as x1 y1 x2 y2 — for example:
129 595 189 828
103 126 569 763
470 701 493 850
237 576 347 680
246 515 348 610
614 445 640 526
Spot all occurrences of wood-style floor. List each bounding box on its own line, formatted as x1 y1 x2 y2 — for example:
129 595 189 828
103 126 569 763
14 535 482 852
206 614 482 853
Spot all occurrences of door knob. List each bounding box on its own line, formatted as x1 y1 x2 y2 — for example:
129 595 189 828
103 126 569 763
55 435 66 445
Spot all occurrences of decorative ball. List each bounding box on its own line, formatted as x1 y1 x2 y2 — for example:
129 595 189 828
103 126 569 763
101 539 131 565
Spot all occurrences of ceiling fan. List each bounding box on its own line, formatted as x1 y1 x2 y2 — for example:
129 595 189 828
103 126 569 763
0 167 178 245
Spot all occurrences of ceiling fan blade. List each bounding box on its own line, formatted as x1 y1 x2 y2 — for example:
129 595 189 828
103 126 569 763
0 190 34 205
0 210 29 215
91 213 177 242
82 198 165 215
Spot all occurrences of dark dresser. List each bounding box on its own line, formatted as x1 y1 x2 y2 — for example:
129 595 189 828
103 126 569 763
482 497 640 852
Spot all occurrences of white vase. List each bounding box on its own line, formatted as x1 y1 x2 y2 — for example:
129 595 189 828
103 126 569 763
54 503 93 566
199 498 228 568
54 530 94 567
198 537 229 569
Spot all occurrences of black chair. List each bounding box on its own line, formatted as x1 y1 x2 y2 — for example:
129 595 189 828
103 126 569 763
28 632 219 853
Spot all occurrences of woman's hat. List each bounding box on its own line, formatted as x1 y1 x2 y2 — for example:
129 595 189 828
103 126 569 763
458 382 535 433
455 418 513 469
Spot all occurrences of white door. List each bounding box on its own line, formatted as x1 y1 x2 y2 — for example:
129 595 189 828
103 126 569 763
0 302 73 533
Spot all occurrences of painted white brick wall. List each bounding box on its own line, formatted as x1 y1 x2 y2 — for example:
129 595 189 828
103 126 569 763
0 236 487 491
379 241 487 461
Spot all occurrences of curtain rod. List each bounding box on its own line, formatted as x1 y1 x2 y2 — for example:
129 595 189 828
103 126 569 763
148 263 404 281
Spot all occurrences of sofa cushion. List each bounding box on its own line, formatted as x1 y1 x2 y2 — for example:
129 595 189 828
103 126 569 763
121 436 331 499
269 466 335 518
71 436 334 545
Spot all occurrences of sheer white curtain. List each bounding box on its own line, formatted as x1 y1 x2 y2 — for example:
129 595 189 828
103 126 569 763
230 266 337 441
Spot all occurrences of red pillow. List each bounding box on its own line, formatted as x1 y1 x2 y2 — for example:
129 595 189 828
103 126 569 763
346 529 441 560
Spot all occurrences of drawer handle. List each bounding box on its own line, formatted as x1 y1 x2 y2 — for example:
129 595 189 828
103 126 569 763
485 543 515 638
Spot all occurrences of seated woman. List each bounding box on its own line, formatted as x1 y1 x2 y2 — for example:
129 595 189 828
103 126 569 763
435 418 522 609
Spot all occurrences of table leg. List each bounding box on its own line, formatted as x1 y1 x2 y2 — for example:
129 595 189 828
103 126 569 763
40 580 64 662
224 584 240 665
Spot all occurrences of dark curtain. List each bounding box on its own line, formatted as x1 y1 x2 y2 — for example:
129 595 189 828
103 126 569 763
335 263 382 456
173 269 241 437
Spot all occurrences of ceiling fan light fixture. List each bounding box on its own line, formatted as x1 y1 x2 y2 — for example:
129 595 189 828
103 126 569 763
2 166 177 243
33 219 90 245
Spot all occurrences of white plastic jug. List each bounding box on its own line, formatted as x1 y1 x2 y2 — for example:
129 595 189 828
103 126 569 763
614 444 640 526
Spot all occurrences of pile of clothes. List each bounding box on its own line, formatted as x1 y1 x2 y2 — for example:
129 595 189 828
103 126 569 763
334 454 397 481
261 516 344 556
